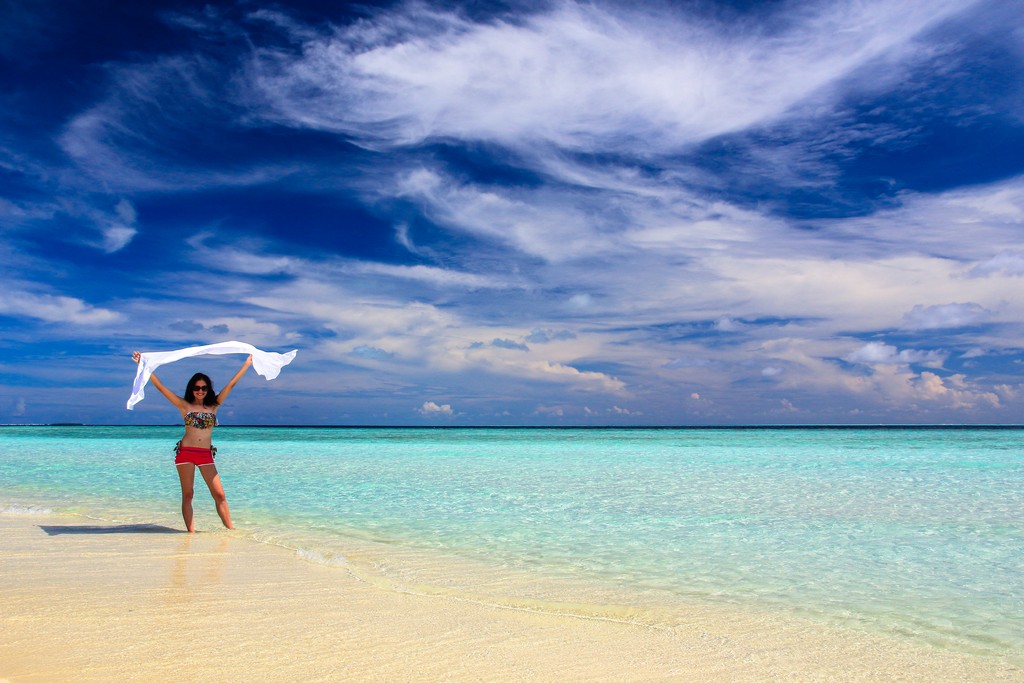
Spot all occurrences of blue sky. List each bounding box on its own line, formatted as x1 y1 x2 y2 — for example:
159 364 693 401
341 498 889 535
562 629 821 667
2 0 1023 425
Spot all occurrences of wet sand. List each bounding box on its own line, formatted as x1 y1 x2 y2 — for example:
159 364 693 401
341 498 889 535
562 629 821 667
1 512 1019 682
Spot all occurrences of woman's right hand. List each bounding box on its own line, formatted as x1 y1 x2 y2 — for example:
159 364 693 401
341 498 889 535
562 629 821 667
132 351 141 364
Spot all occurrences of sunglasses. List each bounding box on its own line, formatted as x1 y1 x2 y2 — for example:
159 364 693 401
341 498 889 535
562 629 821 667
193 385 208 392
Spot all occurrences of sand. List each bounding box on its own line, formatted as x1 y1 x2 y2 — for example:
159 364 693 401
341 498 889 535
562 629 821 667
1 512 1019 682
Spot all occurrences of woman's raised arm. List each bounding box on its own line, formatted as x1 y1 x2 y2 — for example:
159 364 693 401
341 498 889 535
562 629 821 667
215 354 253 406
132 351 187 410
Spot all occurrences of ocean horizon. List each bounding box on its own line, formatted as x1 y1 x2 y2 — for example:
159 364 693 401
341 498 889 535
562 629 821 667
8 423 1024 428
3 425 1022 666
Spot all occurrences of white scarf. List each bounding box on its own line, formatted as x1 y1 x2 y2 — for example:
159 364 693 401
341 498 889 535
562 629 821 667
127 341 298 410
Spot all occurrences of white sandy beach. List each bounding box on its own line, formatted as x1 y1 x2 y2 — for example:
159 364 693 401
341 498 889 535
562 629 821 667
1 512 1019 682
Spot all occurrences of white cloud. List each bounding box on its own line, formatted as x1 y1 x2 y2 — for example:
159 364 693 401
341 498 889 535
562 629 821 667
910 371 1000 409
419 401 454 417
567 294 592 309
825 180 1024 263
191 233 509 289
703 252 1014 336
757 337 1002 412
0 289 122 325
89 198 139 252
101 225 137 253
846 342 946 366
610 405 641 415
391 168 612 262
534 405 564 417
526 328 576 343
350 345 395 361
244 272 627 395
666 357 718 369
348 262 507 289
715 317 745 332
187 235 304 275
993 384 1019 401
114 198 136 224
0 197 58 226
712 337 1004 415
901 303 992 330
969 251 1024 278
523 361 625 392
778 399 800 413
202 318 289 345
394 223 417 253
490 338 529 351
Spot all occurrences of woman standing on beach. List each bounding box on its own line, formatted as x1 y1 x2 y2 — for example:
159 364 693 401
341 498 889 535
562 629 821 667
131 351 252 532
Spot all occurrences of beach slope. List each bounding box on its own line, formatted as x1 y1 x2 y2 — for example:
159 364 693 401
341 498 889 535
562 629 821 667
1 512 1017 682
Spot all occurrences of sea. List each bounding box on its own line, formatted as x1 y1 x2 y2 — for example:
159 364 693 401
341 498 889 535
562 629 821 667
2 425 1021 664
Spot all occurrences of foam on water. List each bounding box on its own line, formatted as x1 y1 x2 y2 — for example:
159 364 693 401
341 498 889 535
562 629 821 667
294 547 350 567
2 425 1022 661
1 504 53 515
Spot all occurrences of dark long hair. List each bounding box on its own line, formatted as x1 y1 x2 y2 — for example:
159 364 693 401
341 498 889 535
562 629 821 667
184 372 220 407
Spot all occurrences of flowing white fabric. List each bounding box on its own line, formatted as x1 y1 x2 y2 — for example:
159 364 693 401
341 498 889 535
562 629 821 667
127 341 298 410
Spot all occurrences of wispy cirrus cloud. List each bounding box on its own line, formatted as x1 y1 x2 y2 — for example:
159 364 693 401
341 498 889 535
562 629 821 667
0 147 139 252
58 55 300 193
0 287 122 325
184 232 513 291
249 0 978 154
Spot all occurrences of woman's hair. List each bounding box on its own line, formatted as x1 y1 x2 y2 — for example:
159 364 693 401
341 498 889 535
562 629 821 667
184 372 220 407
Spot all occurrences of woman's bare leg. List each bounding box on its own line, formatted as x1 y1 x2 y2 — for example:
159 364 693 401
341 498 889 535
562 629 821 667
199 465 233 529
176 464 196 533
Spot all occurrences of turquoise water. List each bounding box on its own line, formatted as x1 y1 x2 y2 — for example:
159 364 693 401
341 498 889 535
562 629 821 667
2 426 1022 661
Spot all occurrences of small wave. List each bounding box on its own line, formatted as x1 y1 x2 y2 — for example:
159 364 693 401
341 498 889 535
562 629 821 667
243 529 351 568
1 504 54 515
296 547 350 567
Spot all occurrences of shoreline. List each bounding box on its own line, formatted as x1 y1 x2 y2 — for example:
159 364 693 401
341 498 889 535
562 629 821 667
2 510 1020 682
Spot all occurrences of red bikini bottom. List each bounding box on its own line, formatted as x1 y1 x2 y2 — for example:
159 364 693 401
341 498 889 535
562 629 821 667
175 446 215 467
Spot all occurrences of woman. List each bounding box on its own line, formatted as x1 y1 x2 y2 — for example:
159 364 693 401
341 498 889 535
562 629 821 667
131 351 252 532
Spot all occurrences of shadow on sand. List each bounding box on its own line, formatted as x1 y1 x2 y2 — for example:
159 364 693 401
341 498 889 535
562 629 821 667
39 524 182 535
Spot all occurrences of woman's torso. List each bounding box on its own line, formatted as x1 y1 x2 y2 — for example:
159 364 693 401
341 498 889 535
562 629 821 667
179 406 218 448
